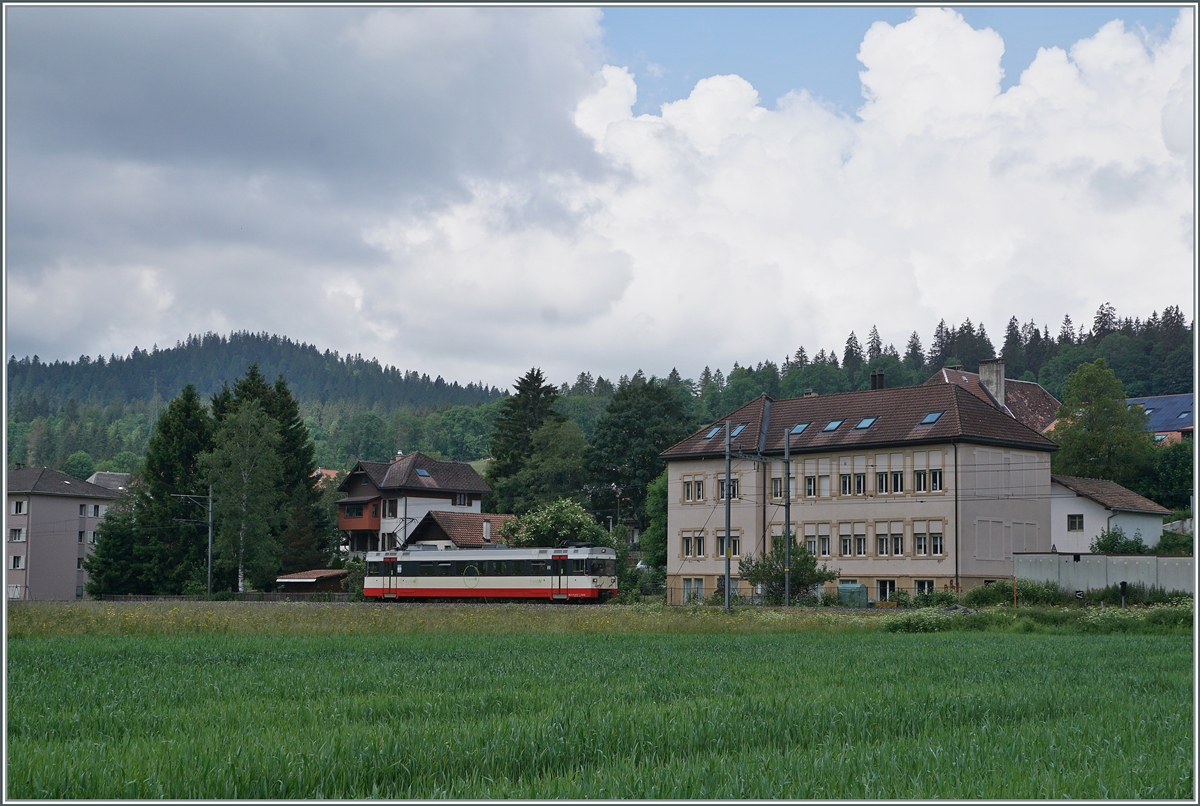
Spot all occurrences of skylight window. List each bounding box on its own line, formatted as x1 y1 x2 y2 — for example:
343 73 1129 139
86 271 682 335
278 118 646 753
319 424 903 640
730 424 747 437
790 423 809 435
822 420 843 432
920 412 943 425
1180 411 1190 419
855 417 877 430
415 468 430 477
1142 408 1154 414
704 426 723 439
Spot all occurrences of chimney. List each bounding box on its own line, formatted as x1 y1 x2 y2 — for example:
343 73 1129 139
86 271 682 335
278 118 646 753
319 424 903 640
803 389 817 398
870 370 885 390
978 358 1006 408
482 519 492 543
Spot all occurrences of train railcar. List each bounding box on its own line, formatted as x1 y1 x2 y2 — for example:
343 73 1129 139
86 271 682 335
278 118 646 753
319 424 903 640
362 543 618 602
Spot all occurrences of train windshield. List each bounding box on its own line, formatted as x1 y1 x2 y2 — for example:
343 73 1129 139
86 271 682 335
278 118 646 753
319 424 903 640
589 558 616 576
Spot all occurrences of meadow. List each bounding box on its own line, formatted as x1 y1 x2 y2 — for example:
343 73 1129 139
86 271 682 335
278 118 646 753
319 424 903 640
6 602 1195 799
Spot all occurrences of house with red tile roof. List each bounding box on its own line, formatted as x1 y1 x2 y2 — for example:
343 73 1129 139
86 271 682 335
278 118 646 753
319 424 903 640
1049 475 1172 553
406 510 517 549
337 451 492 556
660 382 1058 604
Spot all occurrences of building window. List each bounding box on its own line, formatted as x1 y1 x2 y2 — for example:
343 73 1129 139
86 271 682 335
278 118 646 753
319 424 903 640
717 532 740 558
855 535 867 556
370 503 379 517
915 531 927 556
683 533 693 558
854 473 866 495
76 586 84 599
915 580 934 595
77 557 84 570
841 535 852 556
1067 514 1084 532
931 530 944 556
682 577 705 603
915 470 927 492
694 533 705 557
930 469 943 492
684 480 693 501
8 585 21 599
877 580 896 601
385 499 398 518
771 478 783 499
806 535 817 555
819 536 830 557
840 474 852 496
12 501 24 515
79 531 85 543
718 478 739 501
80 504 87 517
453 493 468 507
89 532 99 545
91 504 101 517
891 471 904 494
805 476 817 497
11 529 27 543
819 475 830 497
893 532 904 556
11 555 25 570
877 533 889 556
876 472 888 494
344 504 363 518
694 479 704 501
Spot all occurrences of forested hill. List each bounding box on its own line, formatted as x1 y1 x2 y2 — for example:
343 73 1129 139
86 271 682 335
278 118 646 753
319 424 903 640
7 331 504 410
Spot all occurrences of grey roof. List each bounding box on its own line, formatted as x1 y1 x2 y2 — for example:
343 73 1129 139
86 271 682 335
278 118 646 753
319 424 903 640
7 467 121 499
1127 394 1193 434
339 451 491 495
86 471 132 491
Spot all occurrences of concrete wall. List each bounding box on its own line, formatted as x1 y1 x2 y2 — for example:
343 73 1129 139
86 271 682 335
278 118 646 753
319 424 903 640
1015 552 1194 594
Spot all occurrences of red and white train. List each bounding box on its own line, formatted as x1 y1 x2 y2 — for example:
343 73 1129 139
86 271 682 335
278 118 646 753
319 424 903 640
362 543 618 602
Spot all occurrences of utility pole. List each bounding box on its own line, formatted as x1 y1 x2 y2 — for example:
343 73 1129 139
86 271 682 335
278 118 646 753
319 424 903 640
784 426 792 607
724 419 732 612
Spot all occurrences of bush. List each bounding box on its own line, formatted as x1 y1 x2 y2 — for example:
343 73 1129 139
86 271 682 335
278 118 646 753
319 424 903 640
962 579 1071 608
963 581 1015 608
1085 582 1186 607
1090 526 1149 555
1155 531 1193 556
913 589 960 608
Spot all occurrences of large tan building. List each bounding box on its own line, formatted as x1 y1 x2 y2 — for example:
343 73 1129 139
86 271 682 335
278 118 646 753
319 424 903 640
660 383 1058 604
6 467 121 600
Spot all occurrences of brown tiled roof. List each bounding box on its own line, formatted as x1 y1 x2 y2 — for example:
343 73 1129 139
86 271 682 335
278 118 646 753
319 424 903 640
6 467 121 499
341 452 490 495
276 569 348 581
662 384 1058 460
923 367 1060 432
408 511 517 548
1051 475 1172 515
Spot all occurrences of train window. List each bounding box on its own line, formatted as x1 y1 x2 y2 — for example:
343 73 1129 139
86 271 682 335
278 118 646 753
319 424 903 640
396 561 413 576
462 563 482 576
419 561 434 576
367 561 384 575
590 559 616 576
530 560 548 575
437 562 452 576
571 559 587 574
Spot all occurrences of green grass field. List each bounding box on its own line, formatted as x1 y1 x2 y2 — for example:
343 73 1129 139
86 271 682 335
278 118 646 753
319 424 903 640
6 602 1194 799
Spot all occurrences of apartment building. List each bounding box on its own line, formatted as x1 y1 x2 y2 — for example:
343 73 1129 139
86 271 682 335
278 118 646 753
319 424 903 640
6 467 121 600
661 383 1058 603
338 451 492 556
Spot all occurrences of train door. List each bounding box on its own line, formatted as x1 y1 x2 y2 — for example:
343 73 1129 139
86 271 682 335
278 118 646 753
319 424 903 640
383 557 397 598
552 554 568 600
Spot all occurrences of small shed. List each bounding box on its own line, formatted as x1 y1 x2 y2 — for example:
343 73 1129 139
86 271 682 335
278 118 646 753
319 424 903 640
275 568 348 593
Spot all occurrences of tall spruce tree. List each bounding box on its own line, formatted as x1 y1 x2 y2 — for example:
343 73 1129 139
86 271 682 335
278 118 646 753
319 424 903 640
86 384 214 594
485 368 563 512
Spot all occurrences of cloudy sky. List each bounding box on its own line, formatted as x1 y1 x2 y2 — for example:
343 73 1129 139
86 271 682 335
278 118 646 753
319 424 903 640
4 6 1194 389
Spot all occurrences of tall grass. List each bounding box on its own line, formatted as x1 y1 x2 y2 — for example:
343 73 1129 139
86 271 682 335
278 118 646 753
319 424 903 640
7 629 1193 799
